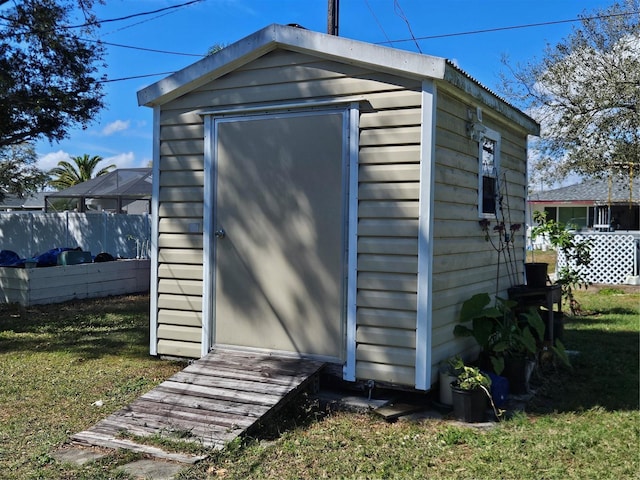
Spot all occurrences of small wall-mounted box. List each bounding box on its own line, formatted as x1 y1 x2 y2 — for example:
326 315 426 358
57 251 92 266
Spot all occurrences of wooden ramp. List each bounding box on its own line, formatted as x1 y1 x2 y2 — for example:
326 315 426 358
72 349 325 463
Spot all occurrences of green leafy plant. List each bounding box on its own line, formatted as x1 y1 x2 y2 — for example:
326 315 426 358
449 357 505 420
454 293 546 374
449 357 491 391
531 210 592 315
441 355 464 376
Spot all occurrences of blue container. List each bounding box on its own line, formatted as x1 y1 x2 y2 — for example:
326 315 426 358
486 372 509 408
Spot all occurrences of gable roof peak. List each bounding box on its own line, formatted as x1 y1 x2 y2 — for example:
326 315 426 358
137 23 447 107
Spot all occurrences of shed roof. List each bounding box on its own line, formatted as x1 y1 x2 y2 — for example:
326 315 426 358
529 177 640 204
137 24 539 135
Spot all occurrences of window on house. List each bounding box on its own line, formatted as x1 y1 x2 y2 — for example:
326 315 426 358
478 129 500 218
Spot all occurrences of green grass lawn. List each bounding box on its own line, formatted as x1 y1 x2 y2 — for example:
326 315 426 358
0 295 187 479
0 288 638 479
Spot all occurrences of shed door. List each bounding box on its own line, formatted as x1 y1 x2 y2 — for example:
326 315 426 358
213 111 346 360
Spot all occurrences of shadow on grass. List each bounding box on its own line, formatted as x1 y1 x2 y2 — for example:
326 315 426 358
0 294 151 359
595 306 639 316
530 316 639 414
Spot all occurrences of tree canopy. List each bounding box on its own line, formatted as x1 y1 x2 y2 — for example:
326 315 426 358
0 0 105 148
501 0 640 186
0 143 48 201
48 154 115 190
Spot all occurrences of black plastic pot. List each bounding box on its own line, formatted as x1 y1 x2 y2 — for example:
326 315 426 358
525 262 549 288
451 384 488 422
503 355 532 395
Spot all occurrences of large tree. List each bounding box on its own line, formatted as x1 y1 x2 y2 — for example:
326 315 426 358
48 153 115 190
501 1 640 186
0 0 105 148
0 143 48 201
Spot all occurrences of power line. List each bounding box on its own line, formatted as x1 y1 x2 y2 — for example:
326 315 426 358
100 9 181 37
364 0 392 45
85 38 205 58
99 72 177 84
380 10 639 45
78 9 640 83
92 9 640 63
393 0 421 53
63 0 205 29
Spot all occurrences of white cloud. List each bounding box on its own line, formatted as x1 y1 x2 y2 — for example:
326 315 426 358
37 150 71 171
38 150 140 172
102 120 130 136
105 152 136 169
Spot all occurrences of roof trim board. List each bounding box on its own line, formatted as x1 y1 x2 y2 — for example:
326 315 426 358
137 24 446 107
137 24 537 135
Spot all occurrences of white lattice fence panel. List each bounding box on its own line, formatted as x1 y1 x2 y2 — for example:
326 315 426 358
558 234 638 285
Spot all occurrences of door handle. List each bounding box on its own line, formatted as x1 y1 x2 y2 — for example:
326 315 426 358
215 228 225 239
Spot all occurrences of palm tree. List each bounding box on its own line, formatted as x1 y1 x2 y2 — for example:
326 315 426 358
48 154 116 190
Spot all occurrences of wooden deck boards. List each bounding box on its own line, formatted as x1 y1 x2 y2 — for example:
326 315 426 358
71 349 325 462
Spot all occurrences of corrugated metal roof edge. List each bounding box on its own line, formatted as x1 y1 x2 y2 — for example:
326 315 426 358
443 60 539 135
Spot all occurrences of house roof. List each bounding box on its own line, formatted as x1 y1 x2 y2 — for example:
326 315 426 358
45 168 152 199
137 24 539 135
529 176 640 204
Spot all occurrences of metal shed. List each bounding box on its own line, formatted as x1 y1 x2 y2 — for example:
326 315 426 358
137 24 539 391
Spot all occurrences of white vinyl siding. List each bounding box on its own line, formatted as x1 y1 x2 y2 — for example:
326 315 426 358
155 105 205 357
356 88 422 386
429 89 528 378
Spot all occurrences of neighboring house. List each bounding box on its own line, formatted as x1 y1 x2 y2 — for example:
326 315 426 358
529 176 640 232
0 192 46 212
137 24 539 391
45 168 152 214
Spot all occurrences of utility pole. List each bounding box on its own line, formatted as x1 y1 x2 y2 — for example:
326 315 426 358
327 0 339 35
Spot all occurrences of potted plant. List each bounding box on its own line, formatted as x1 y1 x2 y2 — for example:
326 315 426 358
449 358 492 423
530 210 592 315
455 292 571 394
454 293 548 394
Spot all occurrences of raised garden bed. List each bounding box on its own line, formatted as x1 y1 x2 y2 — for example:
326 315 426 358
0 259 150 306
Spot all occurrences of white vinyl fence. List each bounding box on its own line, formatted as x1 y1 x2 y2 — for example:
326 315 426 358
557 233 640 285
0 212 151 260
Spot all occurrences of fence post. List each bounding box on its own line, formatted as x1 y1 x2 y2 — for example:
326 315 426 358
29 213 34 256
103 211 108 255
65 211 69 247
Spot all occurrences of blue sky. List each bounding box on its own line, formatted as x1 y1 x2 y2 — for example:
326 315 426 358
34 0 613 173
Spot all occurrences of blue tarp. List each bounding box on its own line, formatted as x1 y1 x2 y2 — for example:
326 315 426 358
0 247 78 267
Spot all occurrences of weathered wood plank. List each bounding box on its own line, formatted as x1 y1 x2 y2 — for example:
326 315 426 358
72 351 325 462
95 414 236 446
168 371 299 396
72 431 208 463
182 362 313 386
126 398 256 428
152 381 281 407
139 388 271 417
195 351 325 375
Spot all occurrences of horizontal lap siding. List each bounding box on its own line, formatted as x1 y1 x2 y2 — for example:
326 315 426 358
430 90 529 375
356 91 421 386
156 107 205 357
156 49 423 365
